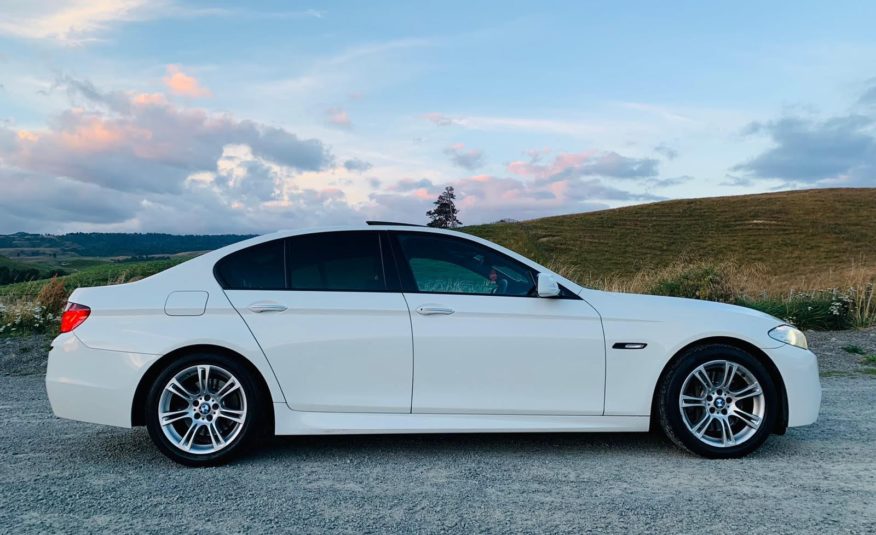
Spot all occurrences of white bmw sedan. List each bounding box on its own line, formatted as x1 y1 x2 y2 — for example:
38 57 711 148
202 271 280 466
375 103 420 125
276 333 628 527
46 223 821 466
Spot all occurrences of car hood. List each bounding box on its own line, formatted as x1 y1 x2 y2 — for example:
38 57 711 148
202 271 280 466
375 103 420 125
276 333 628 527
579 288 782 325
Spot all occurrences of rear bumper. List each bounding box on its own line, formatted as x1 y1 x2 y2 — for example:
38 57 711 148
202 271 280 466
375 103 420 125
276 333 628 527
763 343 821 427
45 333 160 428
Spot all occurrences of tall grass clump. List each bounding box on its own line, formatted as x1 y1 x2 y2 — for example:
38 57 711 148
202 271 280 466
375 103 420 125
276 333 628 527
552 258 875 331
0 300 60 337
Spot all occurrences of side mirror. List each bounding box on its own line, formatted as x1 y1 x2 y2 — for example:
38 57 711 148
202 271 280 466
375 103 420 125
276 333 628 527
537 273 560 298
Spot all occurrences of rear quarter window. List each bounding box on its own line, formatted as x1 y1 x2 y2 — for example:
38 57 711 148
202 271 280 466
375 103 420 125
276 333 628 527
214 239 286 290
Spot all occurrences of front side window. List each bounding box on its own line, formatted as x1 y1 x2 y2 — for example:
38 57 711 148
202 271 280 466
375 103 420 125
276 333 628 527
287 231 385 292
395 233 535 296
214 239 285 290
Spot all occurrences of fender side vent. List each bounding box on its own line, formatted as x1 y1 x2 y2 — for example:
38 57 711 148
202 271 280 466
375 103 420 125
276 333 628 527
612 342 648 350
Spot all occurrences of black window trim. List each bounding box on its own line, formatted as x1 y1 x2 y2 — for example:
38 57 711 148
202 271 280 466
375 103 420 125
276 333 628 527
215 230 394 293
213 229 581 299
386 230 581 300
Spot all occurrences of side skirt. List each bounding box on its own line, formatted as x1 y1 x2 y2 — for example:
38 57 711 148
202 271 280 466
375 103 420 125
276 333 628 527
273 403 649 435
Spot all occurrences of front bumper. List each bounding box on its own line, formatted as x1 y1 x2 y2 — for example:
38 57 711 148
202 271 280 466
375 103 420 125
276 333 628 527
763 343 821 427
46 333 160 428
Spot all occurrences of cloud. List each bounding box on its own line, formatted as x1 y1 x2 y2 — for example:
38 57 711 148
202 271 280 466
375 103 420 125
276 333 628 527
0 0 157 44
368 171 660 225
508 150 659 181
325 107 352 129
343 158 373 173
0 76 333 199
858 78 876 106
163 65 212 98
422 113 611 136
654 143 679 160
644 175 692 188
423 112 459 126
732 114 876 185
444 143 485 170
0 1 319 45
389 178 436 193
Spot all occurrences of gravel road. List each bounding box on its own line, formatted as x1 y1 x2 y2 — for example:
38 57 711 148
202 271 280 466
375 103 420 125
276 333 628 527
1 332 874 534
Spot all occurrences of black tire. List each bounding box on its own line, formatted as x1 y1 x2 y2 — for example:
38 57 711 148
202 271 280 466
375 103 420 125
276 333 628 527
657 344 778 459
145 352 264 467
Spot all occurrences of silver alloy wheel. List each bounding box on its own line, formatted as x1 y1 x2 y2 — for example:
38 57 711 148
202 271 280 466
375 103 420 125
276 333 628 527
158 364 247 455
679 360 765 448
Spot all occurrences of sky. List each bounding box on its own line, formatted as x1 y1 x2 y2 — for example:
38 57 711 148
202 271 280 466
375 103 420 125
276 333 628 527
1 0 875 234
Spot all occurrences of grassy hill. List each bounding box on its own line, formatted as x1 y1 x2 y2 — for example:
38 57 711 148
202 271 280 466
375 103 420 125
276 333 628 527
1 188 874 331
0 257 189 299
465 188 876 290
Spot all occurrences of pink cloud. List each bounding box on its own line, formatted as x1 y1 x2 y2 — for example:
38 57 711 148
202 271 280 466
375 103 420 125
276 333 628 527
326 107 352 128
162 65 212 98
423 112 458 126
507 149 658 180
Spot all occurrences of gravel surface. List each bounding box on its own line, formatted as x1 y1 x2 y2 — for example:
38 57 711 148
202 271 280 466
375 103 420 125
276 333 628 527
0 334 52 377
0 331 874 533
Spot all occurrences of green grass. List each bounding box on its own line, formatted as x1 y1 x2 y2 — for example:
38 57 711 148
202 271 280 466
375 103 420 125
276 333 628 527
464 188 876 288
842 344 866 355
861 355 876 365
0 257 190 300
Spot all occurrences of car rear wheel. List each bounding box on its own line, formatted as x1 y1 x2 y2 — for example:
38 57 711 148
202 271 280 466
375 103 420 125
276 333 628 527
657 344 778 458
145 353 262 466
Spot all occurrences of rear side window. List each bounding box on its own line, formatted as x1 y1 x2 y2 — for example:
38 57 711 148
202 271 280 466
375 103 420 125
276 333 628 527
287 231 385 292
214 239 286 290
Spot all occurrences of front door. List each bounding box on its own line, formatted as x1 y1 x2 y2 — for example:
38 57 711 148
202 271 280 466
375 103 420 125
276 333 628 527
219 232 413 413
390 232 605 415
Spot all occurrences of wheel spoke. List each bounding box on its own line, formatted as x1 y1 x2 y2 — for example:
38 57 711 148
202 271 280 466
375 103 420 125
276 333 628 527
197 365 211 394
691 413 712 437
166 378 196 401
159 409 190 426
730 382 762 401
206 421 226 448
681 394 707 408
718 417 736 446
693 367 713 390
720 362 738 390
218 408 245 424
732 407 762 429
215 377 240 400
178 422 198 451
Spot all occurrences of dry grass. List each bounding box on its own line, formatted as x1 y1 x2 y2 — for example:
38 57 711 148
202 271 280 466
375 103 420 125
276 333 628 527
467 188 876 286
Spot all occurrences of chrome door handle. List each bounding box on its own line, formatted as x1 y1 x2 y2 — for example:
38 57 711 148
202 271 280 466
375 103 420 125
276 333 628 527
416 306 455 316
248 303 287 313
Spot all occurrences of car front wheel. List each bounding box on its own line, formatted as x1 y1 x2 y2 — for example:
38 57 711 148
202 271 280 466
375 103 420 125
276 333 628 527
145 353 262 466
657 344 778 458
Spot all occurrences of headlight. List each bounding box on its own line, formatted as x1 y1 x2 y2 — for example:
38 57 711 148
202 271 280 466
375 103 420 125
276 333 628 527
768 324 808 350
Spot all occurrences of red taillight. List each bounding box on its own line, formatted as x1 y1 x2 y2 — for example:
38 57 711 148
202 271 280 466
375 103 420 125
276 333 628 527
60 302 90 333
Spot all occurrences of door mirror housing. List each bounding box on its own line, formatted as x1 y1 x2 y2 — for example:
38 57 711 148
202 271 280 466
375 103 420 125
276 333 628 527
536 273 561 298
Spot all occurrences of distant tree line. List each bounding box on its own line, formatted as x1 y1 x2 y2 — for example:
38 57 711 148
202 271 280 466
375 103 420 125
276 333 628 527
0 265 66 285
0 232 256 258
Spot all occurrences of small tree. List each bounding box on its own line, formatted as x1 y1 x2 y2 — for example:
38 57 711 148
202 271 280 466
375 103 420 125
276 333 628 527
426 186 462 228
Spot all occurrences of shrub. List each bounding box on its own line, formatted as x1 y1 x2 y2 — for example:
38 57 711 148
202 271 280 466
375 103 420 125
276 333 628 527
0 300 60 337
649 264 736 302
36 276 69 314
735 291 852 330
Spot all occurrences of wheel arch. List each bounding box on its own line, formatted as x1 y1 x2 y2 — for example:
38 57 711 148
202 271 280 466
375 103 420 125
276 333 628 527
649 336 789 435
131 344 275 433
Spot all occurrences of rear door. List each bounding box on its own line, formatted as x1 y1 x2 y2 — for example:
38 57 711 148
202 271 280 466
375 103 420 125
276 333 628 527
218 231 414 413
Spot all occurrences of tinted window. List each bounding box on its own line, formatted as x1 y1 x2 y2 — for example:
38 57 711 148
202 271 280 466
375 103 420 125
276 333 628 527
287 232 385 292
215 239 285 290
395 233 535 296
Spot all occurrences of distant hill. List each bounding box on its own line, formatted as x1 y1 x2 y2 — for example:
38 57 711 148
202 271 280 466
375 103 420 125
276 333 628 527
0 232 256 259
0 255 65 285
465 188 876 288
